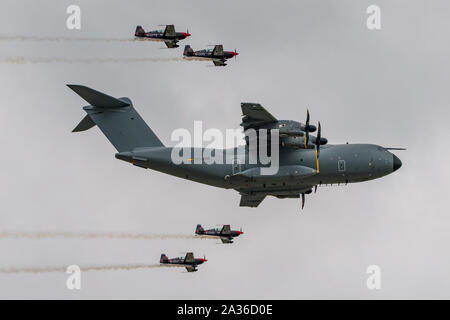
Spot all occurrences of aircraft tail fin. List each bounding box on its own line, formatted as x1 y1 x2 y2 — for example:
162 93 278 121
68 85 164 152
135 25 145 36
195 224 205 234
160 254 169 263
184 45 193 56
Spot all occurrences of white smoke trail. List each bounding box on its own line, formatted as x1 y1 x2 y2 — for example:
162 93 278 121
0 56 184 64
0 263 183 274
0 231 216 240
0 35 137 42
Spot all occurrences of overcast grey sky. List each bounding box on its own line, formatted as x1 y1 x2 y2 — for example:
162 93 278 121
0 0 449 299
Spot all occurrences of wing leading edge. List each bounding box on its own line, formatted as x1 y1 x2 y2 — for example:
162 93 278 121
240 103 277 129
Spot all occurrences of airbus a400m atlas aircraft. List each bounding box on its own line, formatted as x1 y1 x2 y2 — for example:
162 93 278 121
68 85 403 210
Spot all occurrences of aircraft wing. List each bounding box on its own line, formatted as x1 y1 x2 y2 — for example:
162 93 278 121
185 265 197 272
184 252 195 264
212 44 224 57
163 24 176 38
240 103 277 129
164 40 178 48
220 237 233 244
213 59 226 66
240 194 266 208
220 225 231 235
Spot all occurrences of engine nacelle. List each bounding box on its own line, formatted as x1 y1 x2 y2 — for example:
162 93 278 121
281 136 313 149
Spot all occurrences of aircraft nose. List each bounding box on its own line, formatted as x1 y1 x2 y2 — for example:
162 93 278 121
393 154 402 172
183 32 191 37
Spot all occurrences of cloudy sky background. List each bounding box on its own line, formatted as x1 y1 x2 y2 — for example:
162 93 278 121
0 0 449 299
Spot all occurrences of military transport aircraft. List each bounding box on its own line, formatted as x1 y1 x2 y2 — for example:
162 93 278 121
160 252 207 272
195 224 243 244
68 85 403 210
183 45 238 66
134 25 190 48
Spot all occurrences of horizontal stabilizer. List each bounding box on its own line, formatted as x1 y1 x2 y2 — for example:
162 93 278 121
67 84 130 108
72 114 96 132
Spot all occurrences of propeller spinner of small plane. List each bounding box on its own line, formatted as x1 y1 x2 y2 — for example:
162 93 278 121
134 24 190 48
160 252 207 272
68 85 403 211
195 224 243 244
183 44 238 66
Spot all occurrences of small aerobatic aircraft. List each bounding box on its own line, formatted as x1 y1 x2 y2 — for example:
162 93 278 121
134 24 190 48
183 45 238 66
195 224 243 244
68 85 403 210
160 252 207 272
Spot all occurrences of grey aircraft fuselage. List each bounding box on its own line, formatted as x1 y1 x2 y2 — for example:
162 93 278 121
115 144 400 197
68 85 402 208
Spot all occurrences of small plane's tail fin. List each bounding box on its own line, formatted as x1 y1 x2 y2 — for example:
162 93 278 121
195 224 205 234
184 45 193 56
160 254 169 263
68 85 164 152
135 25 145 36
